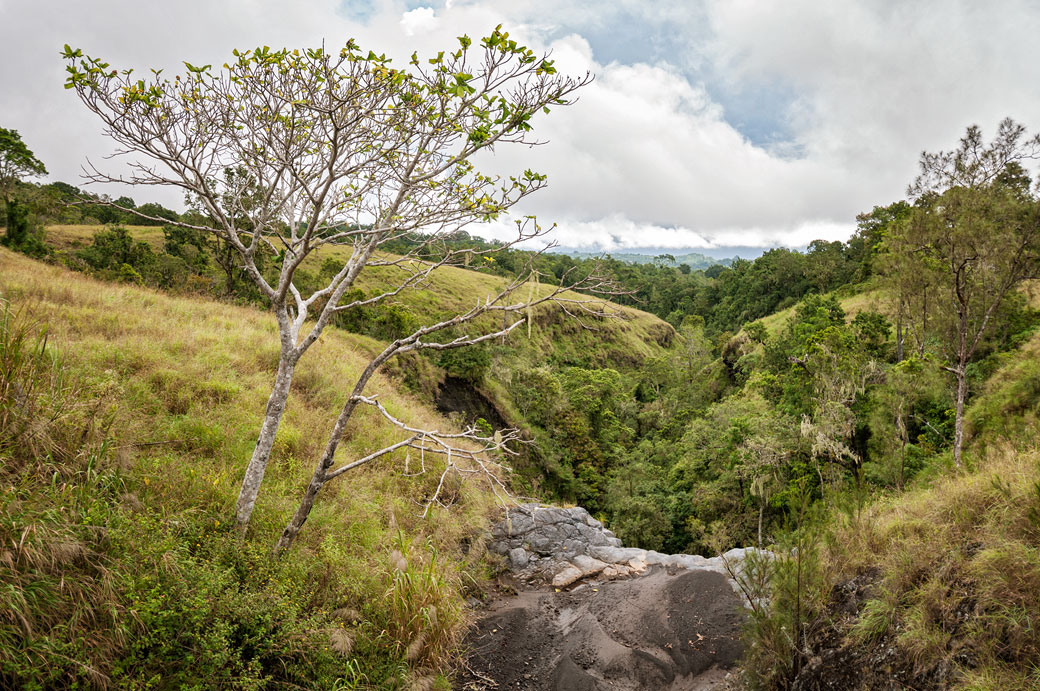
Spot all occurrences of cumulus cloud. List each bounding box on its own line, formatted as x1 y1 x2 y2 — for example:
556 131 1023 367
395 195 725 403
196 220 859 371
3 0 1040 251
400 6 438 36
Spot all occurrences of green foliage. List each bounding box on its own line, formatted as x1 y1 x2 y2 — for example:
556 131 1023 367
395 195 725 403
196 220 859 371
0 127 47 200
883 118 1040 464
0 199 47 258
162 223 210 274
78 226 154 272
671 392 805 551
113 536 346 689
0 128 50 258
439 344 491 382
862 356 950 488
735 482 828 689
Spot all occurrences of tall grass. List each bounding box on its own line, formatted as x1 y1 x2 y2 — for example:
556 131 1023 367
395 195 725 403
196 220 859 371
0 247 501 687
0 299 125 687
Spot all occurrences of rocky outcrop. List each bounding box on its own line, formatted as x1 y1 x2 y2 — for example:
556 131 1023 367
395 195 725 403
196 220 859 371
463 503 763 690
488 503 763 598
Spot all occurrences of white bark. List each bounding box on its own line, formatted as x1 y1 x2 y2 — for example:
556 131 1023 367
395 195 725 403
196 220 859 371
236 355 295 526
64 36 601 539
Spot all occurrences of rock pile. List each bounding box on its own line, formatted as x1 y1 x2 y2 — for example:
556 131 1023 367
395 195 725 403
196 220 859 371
488 503 762 594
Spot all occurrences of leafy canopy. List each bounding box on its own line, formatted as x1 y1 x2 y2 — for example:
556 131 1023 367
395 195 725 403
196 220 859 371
0 127 47 199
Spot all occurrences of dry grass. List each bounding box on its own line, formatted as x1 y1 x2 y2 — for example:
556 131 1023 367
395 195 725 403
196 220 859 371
0 245 506 685
827 442 1040 687
44 224 165 252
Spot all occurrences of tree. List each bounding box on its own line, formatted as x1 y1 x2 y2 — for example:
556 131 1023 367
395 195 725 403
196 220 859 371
804 239 846 294
885 118 1040 466
0 127 48 247
798 321 884 488
65 31 606 548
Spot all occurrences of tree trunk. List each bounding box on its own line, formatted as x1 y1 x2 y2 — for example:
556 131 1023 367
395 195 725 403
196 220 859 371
235 355 296 528
757 502 763 548
222 242 237 296
919 286 928 357
277 465 326 551
899 435 906 490
895 302 905 362
952 366 967 468
276 396 361 550
897 409 907 491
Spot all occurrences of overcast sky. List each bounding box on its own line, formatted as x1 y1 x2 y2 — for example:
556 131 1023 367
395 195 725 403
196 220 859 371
3 0 1040 253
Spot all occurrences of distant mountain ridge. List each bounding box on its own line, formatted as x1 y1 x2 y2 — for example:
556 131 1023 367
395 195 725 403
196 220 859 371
550 248 736 270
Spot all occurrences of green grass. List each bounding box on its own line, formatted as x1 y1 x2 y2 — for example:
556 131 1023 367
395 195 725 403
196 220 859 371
45 223 674 375
0 246 500 688
824 443 1040 688
753 282 889 336
44 224 166 252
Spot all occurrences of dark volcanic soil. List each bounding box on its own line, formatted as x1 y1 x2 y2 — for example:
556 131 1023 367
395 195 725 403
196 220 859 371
460 567 745 690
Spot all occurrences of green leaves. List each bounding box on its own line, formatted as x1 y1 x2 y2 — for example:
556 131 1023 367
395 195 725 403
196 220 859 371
0 127 48 184
450 72 475 97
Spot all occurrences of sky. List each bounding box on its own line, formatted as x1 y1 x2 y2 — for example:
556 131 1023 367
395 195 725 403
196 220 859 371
3 0 1040 254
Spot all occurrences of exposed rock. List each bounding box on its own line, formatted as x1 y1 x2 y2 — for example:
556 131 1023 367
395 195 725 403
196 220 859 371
463 503 766 689
462 567 746 690
552 564 584 588
488 503 767 601
508 546 530 569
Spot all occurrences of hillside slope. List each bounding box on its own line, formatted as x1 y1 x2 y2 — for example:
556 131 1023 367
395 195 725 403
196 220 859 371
43 223 675 370
0 246 506 688
44 222 679 509
760 283 1040 690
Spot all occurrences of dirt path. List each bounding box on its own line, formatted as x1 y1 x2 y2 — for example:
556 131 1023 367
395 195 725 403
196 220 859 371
460 567 745 690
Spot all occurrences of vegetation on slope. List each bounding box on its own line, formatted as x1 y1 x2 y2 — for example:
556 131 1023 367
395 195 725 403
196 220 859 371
0 247 498 688
7 112 1040 691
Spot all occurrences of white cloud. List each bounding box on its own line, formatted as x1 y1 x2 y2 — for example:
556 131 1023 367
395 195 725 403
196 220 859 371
4 0 1040 251
400 7 438 36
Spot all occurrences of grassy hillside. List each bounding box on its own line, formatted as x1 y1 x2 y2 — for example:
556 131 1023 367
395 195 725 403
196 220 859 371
43 223 672 372
43 222 677 508
41 224 167 252
740 281 1040 690
0 246 504 688
753 282 889 337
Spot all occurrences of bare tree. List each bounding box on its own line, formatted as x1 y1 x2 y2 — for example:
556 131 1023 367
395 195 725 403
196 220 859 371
64 30 605 541
890 118 1040 466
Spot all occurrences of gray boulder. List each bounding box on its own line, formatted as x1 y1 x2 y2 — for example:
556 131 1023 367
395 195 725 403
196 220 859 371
488 502 768 603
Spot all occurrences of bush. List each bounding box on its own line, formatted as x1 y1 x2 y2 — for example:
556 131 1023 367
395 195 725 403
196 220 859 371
77 226 154 272
1 200 48 258
439 345 491 382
